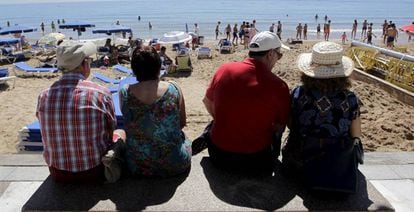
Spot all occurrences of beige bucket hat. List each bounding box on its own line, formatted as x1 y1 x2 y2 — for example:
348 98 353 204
297 41 354 78
57 40 97 72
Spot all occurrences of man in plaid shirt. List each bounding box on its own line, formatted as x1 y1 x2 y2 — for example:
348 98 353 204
36 41 124 183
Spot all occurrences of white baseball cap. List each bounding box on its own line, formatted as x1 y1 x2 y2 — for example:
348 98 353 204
249 31 290 52
57 40 97 72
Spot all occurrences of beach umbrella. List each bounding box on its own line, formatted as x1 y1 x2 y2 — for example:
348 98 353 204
0 25 37 35
38 32 65 46
399 24 414 33
92 25 132 34
0 25 37 51
158 31 192 44
92 25 132 45
59 21 95 40
0 38 20 45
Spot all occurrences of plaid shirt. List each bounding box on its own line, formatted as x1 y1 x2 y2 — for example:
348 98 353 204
36 73 116 172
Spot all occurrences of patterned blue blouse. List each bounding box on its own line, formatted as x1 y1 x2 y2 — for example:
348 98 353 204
289 86 361 139
120 83 191 177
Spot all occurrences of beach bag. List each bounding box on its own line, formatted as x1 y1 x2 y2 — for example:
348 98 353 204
101 140 125 183
283 135 363 194
304 136 362 194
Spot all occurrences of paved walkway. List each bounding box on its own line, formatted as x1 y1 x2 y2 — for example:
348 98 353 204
0 152 413 211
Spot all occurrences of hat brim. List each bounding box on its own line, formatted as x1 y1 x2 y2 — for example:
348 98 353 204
281 43 290 50
297 53 354 78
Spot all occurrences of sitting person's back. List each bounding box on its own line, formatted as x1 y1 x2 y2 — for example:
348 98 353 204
282 41 363 194
36 41 120 183
120 46 191 177
195 31 290 174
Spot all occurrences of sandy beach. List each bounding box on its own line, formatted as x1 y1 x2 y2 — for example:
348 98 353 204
0 38 413 154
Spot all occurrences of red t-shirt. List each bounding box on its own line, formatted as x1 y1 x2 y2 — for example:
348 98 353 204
206 58 290 154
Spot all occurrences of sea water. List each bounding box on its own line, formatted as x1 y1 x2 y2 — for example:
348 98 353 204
0 0 413 42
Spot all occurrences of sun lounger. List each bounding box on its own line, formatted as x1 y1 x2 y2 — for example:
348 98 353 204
108 85 119 93
0 68 16 88
218 39 233 54
17 121 43 151
92 72 121 84
112 64 133 75
196 47 212 59
0 47 16 63
176 55 192 72
13 62 58 76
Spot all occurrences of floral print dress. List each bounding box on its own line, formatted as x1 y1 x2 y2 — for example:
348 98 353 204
120 83 191 177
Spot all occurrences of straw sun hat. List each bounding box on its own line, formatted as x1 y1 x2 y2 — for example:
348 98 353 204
297 41 354 78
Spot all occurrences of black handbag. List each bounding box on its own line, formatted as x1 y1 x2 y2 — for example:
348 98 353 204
282 135 364 194
303 137 363 194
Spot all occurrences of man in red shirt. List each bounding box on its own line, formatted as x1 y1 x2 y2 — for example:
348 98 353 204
194 31 290 174
37 41 125 183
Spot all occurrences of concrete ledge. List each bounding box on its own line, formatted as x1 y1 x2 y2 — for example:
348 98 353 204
22 154 393 211
351 69 414 106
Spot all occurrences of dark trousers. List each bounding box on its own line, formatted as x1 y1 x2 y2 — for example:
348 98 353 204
194 122 279 175
49 164 105 183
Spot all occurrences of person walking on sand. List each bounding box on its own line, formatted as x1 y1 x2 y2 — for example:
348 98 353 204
382 20 388 44
296 23 303 40
341 32 348 44
386 24 398 48
243 22 250 49
249 23 257 43
192 31 290 175
36 41 125 183
215 21 221 40
40 22 45 35
51 21 56 32
225 24 231 40
324 20 331 41
232 23 239 45
365 30 376 45
361 20 368 38
303 24 308 40
316 24 321 38
269 23 275 33
239 22 245 45
351 19 358 39
277 20 283 40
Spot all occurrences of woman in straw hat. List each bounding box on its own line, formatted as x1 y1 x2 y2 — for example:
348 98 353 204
282 41 363 194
